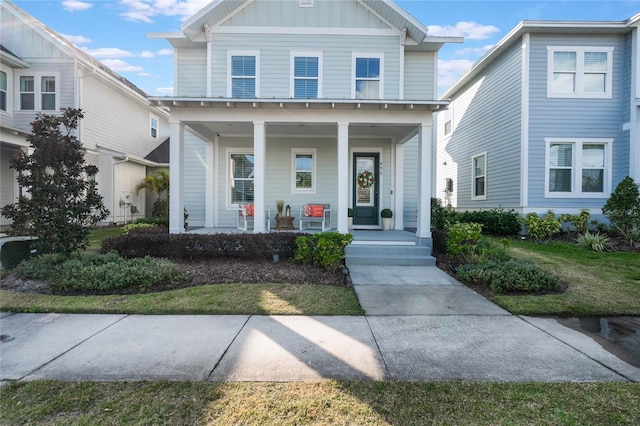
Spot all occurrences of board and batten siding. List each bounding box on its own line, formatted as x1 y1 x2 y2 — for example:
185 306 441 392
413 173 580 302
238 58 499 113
527 34 627 209
220 0 392 30
175 48 207 97
0 6 68 60
209 34 400 99
439 40 523 210
404 52 435 100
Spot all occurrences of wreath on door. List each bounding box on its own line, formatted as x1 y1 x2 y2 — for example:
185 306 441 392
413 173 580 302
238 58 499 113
357 170 375 189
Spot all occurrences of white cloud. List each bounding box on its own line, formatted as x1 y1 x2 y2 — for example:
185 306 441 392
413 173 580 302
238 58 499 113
61 34 92 45
62 0 92 12
138 72 151 76
456 45 494 57
438 59 475 88
119 0 210 23
140 50 155 58
157 49 173 56
155 87 174 95
428 21 500 41
101 59 144 72
83 47 135 59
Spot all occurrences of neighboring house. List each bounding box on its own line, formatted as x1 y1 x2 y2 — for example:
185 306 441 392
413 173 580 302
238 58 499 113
149 0 461 238
0 0 169 226
436 15 640 221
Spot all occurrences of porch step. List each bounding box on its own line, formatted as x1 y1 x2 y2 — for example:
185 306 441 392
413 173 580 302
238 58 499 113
345 244 436 267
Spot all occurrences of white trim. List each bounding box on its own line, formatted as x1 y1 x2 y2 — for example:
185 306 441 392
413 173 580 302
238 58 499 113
206 33 212 98
471 151 487 201
398 34 405 100
631 26 640 182
546 46 614 99
544 137 614 198
521 207 603 216
352 53 384 100
227 50 260 98
0 66 12 116
520 33 530 207
150 114 159 138
350 146 383 229
623 122 631 131
225 146 254 209
291 148 317 194
214 26 400 37
14 71 61 112
289 52 323 99
394 142 404 230
213 134 220 227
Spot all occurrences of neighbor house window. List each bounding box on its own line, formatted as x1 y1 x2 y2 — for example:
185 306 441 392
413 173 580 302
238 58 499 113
443 108 452 135
545 138 612 197
150 116 158 138
547 47 613 98
471 152 486 200
0 71 7 111
292 149 316 193
229 53 258 98
229 150 254 204
291 54 321 99
18 73 58 111
353 55 382 99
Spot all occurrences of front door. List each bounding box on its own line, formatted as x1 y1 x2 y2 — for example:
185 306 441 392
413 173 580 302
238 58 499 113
353 153 379 226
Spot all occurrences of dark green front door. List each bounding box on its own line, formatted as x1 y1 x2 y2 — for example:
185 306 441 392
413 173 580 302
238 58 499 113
353 153 379 226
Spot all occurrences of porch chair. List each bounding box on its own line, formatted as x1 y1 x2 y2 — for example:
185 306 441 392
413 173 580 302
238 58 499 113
237 204 271 231
299 204 331 232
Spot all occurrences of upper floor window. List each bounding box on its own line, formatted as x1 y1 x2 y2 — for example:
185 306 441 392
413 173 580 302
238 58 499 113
291 54 321 99
547 47 613 99
292 148 316 193
229 53 258 98
545 138 612 198
0 71 7 112
150 116 158 138
471 152 486 200
353 54 383 99
443 108 452 135
18 73 58 111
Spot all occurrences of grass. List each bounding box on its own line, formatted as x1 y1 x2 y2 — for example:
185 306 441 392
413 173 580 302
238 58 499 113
86 226 124 252
0 283 363 315
491 238 640 317
1 380 639 425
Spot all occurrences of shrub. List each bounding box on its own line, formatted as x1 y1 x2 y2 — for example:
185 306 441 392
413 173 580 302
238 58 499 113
446 222 483 263
458 208 521 236
134 217 169 228
521 211 561 239
295 232 353 270
559 209 591 234
102 232 302 260
576 232 610 252
602 176 640 242
457 260 559 294
431 198 458 230
380 208 393 218
122 223 164 234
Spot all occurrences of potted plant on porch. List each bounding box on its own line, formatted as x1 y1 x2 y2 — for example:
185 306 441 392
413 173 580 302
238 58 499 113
381 208 393 231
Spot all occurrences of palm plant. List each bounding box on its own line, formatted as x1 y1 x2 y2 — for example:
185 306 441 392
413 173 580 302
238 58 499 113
135 169 170 199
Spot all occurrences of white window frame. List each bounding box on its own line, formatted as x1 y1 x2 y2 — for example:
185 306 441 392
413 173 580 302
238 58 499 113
150 114 159 138
291 148 316 194
471 151 487 201
443 107 453 136
290 52 323 99
547 46 614 99
15 72 60 111
227 51 260 98
0 70 7 113
351 53 384 100
544 138 613 198
226 147 254 208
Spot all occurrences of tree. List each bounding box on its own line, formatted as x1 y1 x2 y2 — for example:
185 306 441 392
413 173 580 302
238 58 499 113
135 169 169 199
602 176 640 241
1 108 109 255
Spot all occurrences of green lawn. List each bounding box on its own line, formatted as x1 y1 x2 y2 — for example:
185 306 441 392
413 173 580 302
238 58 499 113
492 239 640 316
2 380 638 425
86 226 124 252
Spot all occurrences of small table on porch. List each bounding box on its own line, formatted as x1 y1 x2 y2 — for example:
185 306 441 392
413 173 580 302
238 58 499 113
274 215 295 230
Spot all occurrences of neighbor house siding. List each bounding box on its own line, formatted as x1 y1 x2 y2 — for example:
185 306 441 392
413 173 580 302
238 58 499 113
0 9 67 60
175 48 207 97
527 34 626 209
404 52 435 100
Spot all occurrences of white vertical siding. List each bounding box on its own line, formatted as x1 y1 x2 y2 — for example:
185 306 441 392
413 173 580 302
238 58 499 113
0 7 67 60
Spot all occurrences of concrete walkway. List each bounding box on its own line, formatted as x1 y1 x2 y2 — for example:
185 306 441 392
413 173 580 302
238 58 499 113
1 265 639 383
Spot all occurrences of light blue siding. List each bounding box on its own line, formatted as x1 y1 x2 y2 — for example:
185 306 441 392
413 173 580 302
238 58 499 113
184 131 207 227
404 52 435 100
403 136 418 227
176 48 207 97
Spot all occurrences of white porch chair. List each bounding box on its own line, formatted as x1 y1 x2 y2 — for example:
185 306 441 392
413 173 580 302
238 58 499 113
299 204 331 232
237 204 271 231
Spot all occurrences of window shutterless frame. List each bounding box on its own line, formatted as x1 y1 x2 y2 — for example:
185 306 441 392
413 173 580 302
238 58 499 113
290 52 322 99
227 51 260 98
471 152 487 200
291 148 316 193
547 46 614 99
352 53 383 99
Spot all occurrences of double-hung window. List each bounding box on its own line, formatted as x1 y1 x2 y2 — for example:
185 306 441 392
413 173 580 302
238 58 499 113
150 116 158 138
547 47 613 98
18 73 58 111
545 138 612 197
353 54 382 99
229 53 258 98
292 149 316 193
291 54 321 99
229 150 254 205
471 152 486 200
0 71 7 112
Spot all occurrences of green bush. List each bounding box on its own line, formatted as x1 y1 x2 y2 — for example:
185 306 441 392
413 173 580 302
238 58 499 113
458 208 521 236
602 176 640 242
559 209 591 234
457 260 559 294
431 198 458 230
521 211 561 239
446 222 483 263
134 217 169 228
576 232 610 252
122 223 166 234
16 252 186 294
294 232 353 270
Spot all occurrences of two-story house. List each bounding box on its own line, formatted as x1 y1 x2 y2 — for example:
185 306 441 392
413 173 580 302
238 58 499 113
149 0 461 239
436 15 639 221
0 0 169 226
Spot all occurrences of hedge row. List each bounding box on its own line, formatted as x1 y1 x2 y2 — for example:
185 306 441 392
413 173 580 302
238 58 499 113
101 232 304 260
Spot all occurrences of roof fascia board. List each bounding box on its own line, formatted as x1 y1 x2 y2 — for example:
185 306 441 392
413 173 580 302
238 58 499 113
356 0 396 31
211 0 254 30
363 0 428 43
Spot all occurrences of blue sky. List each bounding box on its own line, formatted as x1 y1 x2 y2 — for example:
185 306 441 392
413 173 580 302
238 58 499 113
12 0 640 96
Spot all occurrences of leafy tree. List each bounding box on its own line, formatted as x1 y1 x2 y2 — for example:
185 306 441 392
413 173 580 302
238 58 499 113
1 108 109 255
602 176 640 240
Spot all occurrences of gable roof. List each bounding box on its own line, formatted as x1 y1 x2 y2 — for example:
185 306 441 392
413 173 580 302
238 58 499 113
441 16 637 100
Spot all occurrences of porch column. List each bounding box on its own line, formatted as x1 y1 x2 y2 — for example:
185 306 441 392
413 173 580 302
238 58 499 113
169 120 185 234
337 122 349 233
416 122 432 239
394 142 404 230
253 121 266 233
204 134 216 228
